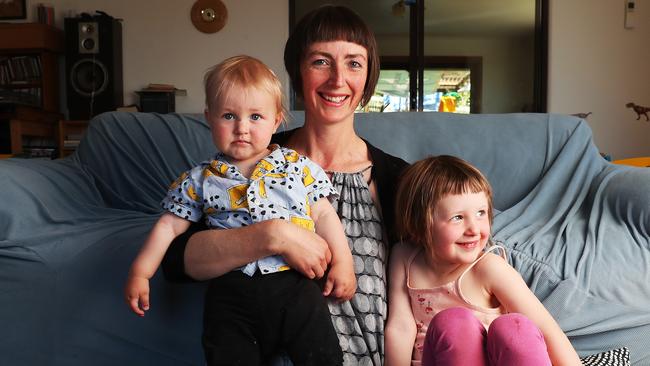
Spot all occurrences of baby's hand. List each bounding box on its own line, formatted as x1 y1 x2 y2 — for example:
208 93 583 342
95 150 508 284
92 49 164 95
124 275 150 316
323 262 357 301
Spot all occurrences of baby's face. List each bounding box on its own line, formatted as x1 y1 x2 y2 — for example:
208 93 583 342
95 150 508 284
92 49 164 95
205 85 282 167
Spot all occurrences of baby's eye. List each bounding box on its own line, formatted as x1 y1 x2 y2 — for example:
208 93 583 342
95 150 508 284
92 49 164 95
250 114 262 121
451 215 463 222
222 113 235 120
477 210 487 217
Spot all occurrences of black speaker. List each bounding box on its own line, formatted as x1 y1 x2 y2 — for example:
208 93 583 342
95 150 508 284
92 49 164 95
65 14 123 120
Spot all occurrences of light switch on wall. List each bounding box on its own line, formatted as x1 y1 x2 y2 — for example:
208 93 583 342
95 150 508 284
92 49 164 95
624 0 636 29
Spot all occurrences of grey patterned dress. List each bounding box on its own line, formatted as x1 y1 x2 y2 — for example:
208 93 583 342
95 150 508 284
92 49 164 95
327 166 388 366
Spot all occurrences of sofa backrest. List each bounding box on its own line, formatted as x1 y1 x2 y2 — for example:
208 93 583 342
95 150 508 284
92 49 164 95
289 111 590 210
77 111 592 212
76 112 215 212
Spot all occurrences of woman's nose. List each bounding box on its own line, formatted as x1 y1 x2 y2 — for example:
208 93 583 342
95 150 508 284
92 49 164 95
329 65 345 87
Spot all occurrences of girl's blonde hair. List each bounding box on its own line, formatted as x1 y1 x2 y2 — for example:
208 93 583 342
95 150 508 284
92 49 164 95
204 55 286 122
395 155 493 250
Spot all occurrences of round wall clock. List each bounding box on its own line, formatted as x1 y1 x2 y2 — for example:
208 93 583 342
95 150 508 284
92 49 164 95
190 0 228 34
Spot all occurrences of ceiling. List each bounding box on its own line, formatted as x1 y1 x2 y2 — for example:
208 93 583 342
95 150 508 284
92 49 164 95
293 0 537 37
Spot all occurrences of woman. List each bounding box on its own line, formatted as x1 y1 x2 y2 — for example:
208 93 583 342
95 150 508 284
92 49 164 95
163 5 408 365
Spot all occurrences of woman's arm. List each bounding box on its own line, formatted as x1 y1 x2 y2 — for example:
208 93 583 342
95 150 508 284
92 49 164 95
385 242 417 366
163 219 332 281
480 255 582 366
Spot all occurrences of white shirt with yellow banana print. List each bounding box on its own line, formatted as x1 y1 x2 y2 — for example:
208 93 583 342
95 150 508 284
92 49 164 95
161 144 339 276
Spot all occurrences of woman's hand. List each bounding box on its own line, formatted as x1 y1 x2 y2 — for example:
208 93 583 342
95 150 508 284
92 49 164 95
183 219 331 280
269 219 332 279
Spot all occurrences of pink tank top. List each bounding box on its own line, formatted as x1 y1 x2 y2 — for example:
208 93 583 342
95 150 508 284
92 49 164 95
407 245 506 365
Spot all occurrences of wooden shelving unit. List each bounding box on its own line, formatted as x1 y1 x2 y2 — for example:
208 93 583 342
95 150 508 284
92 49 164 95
57 119 88 158
0 23 63 112
0 23 64 157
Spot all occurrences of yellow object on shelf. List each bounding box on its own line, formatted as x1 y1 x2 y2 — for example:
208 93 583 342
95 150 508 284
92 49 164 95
612 157 650 167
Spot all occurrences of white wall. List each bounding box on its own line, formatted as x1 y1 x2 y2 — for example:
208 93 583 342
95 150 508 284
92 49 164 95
548 0 650 159
17 0 649 158
21 0 289 114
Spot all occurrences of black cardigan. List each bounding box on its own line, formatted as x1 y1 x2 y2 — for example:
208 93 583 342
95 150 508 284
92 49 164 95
162 129 408 282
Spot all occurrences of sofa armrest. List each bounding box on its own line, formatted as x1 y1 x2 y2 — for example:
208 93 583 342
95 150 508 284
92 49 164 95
602 165 650 234
0 158 104 241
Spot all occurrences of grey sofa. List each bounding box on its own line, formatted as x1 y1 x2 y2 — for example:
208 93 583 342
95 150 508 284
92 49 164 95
1 111 648 365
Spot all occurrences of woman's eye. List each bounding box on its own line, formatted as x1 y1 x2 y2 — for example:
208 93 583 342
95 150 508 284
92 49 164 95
350 60 363 69
222 113 235 120
250 114 262 121
313 58 328 66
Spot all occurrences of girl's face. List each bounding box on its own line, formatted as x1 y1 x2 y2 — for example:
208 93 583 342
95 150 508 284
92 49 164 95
299 40 368 125
206 84 282 168
429 191 491 265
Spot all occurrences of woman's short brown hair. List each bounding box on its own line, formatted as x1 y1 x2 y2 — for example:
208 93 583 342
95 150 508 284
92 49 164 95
395 155 493 250
284 5 380 107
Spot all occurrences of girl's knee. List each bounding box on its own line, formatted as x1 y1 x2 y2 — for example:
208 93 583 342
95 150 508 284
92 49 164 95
426 307 485 342
489 313 543 341
423 308 488 366
487 313 550 365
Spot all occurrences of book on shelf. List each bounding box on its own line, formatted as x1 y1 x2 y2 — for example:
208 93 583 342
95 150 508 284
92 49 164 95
63 140 80 148
0 56 42 84
21 147 56 159
37 4 56 26
0 55 43 108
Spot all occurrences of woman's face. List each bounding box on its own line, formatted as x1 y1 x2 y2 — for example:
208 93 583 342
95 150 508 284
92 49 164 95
300 40 368 125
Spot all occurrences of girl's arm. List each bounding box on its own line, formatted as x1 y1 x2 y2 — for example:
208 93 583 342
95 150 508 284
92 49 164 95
385 242 418 366
478 254 582 366
126 212 191 315
311 199 356 300
130 212 192 279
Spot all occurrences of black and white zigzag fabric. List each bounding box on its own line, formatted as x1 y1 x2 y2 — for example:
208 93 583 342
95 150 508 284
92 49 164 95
580 347 630 366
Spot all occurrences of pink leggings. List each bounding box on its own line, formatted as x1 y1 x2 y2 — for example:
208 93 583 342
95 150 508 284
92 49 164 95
421 307 551 366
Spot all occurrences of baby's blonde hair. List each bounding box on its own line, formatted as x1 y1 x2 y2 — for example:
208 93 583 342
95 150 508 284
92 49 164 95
204 55 286 123
395 155 493 251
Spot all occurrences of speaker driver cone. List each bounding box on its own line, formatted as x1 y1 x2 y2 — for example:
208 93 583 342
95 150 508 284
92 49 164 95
70 59 109 97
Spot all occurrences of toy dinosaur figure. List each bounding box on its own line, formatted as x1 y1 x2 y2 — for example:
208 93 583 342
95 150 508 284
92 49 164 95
626 103 649 121
572 112 592 119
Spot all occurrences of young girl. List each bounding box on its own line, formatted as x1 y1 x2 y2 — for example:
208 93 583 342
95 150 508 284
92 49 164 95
124 55 354 365
385 155 581 366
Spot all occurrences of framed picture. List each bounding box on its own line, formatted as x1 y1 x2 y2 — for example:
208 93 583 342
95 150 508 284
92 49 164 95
0 0 27 20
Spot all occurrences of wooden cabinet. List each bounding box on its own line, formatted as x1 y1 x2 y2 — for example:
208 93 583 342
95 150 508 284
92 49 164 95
0 23 64 157
0 104 61 156
57 119 88 158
